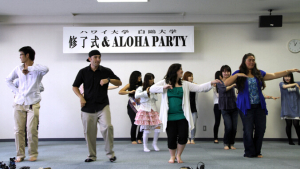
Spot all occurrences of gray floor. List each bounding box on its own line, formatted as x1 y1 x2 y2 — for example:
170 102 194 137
0 141 299 169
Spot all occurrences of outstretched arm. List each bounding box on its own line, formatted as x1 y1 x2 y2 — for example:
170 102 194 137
264 69 300 81
150 80 171 93
263 92 280 100
108 86 119 90
119 84 135 95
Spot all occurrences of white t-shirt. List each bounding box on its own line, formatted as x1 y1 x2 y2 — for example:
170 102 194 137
213 86 219 104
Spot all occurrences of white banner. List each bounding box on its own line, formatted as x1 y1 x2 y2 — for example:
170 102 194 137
63 26 194 53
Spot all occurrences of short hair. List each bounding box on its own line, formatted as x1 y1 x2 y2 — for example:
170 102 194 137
183 71 193 81
19 46 35 61
220 65 231 78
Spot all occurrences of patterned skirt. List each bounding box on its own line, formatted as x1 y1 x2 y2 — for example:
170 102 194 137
134 109 162 130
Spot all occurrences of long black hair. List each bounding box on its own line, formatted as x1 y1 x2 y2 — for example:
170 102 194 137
164 63 182 88
143 73 155 91
283 73 295 84
215 71 221 80
236 53 265 93
129 71 142 97
215 71 221 93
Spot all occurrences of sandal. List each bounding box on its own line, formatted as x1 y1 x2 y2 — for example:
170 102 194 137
137 140 142 144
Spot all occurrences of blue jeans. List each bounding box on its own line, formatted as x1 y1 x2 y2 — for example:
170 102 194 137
221 108 238 146
239 104 266 157
190 112 197 140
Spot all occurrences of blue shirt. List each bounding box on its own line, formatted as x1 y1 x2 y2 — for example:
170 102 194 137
279 82 300 118
232 70 267 115
248 77 260 104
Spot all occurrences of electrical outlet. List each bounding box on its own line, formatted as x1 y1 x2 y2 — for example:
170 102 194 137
203 126 206 131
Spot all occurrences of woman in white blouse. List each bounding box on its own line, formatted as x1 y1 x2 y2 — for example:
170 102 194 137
150 63 220 163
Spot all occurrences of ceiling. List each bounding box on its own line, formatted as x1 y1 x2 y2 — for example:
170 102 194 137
1 0 299 16
0 0 299 24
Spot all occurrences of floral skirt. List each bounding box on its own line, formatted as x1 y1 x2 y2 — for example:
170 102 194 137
134 109 162 130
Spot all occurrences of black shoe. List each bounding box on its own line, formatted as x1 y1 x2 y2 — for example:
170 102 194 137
85 159 94 162
109 156 117 162
289 141 295 145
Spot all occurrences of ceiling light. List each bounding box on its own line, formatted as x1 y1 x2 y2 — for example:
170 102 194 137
97 0 147 2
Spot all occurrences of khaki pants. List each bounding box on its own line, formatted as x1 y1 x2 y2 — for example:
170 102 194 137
81 105 115 160
14 102 40 159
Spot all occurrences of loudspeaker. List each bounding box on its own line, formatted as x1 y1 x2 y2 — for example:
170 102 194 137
259 15 282 27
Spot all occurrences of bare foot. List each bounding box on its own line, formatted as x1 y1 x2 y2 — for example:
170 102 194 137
191 140 195 144
176 155 183 163
29 157 37 162
132 141 137 144
224 146 230 150
257 155 263 158
137 140 142 144
168 156 176 163
214 140 219 143
15 158 24 162
187 140 191 144
230 146 236 150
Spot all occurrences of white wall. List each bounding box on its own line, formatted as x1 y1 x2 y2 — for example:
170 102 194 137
0 23 299 139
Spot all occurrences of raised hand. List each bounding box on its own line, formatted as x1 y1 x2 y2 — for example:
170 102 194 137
290 69 300 73
136 98 141 104
100 79 109 86
129 90 135 94
22 68 29 75
163 84 173 89
146 87 150 93
211 79 221 85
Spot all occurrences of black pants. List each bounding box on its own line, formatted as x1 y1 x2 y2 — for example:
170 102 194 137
166 119 188 149
285 119 300 143
127 105 143 141
213 104 222 140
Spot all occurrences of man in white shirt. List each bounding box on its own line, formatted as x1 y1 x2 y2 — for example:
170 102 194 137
13 79 44 147
5 46 49 162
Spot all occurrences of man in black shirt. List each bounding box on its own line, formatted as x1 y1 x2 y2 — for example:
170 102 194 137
72 50 122 162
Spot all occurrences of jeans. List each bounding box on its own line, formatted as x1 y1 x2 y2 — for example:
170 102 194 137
221 108 238 146
239 104 266 157
190 112 197 140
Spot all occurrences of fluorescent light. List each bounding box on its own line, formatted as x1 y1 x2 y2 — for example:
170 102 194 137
98 0 147 2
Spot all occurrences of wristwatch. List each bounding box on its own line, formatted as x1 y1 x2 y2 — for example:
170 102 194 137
107 77 110 83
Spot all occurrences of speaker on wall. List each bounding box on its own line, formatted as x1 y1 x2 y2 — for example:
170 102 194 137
259 15 282 27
